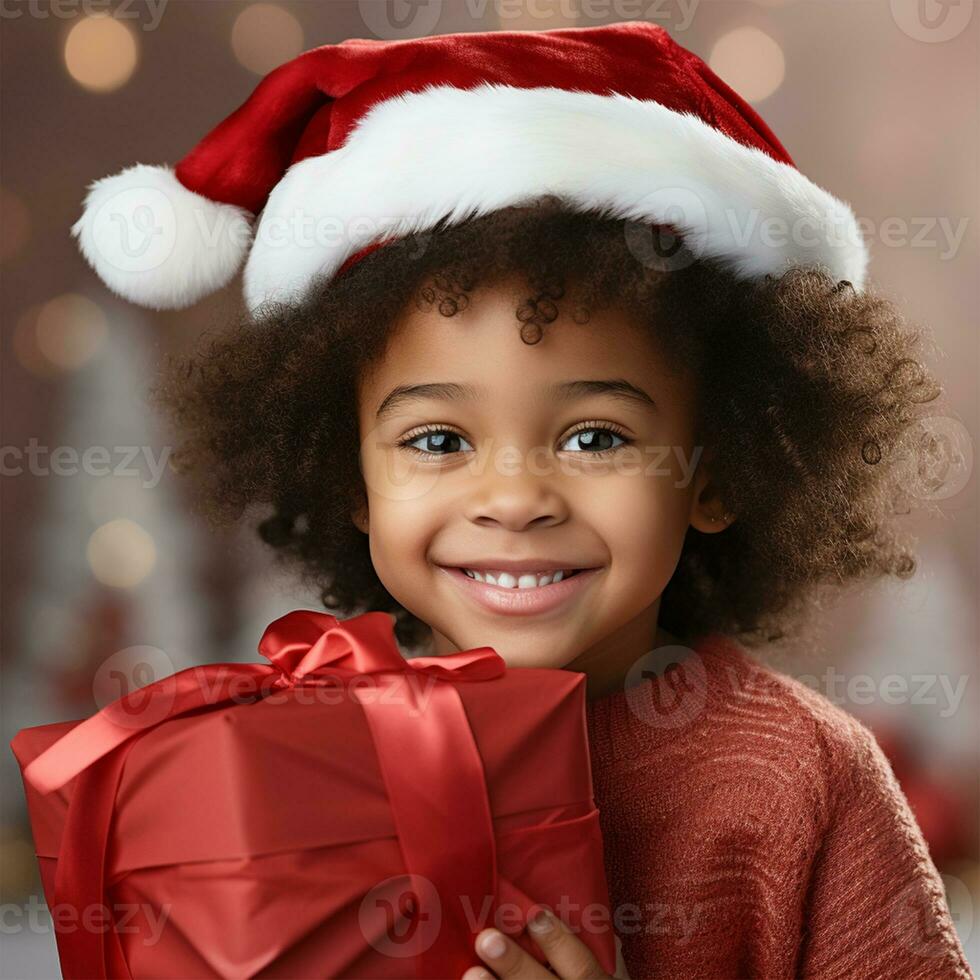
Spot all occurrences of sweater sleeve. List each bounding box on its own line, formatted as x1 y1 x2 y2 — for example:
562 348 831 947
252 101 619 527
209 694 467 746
799 714 974 979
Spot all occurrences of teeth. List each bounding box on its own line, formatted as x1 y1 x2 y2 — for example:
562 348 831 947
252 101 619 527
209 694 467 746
461 568 574 588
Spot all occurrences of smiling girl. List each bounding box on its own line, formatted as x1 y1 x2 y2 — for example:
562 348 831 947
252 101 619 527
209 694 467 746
156 197 971 978
72 19 972 980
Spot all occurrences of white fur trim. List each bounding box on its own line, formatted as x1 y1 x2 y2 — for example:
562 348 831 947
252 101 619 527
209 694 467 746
71 163 253 311
243 83 869 314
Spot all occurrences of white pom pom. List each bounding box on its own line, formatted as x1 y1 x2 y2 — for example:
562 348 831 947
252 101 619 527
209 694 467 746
70 163 253 311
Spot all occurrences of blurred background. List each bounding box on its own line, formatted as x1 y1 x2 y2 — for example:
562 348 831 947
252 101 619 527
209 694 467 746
1 1 976 976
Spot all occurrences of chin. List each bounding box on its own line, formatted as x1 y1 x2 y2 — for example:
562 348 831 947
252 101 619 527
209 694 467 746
479 643 573 671
424 618 579 669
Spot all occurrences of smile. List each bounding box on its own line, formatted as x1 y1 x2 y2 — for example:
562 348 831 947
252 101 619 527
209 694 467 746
436 564 603 617
461 568 580 588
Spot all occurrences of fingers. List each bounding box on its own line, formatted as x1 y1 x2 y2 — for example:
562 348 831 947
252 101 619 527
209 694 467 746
460 966 495 980
464 925 555 979
613 935 632 980
462 908 614 980
524 906 609 980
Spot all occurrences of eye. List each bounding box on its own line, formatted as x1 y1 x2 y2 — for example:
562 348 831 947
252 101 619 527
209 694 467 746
560 423 630 455
395 421 632 460
397 427 474 458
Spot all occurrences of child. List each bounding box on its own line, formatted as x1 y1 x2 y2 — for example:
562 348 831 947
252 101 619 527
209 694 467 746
71 21 973 980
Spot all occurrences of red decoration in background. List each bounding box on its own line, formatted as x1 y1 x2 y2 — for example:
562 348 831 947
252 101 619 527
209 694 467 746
48 589 131 709
874 724 970 869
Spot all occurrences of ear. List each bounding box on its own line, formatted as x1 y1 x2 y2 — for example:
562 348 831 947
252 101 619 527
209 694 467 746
689 446 735 534
350 498 369 535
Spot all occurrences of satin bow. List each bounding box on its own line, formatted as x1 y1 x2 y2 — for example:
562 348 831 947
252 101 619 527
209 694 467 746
24 609 505 795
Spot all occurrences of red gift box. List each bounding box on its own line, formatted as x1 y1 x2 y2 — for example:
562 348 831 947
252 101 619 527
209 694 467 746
11 610 617 979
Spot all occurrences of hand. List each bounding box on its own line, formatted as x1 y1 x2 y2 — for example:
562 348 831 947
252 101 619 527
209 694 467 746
461 906 631 979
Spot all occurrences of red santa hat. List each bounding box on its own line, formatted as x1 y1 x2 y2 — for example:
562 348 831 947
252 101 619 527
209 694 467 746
70 20 869 316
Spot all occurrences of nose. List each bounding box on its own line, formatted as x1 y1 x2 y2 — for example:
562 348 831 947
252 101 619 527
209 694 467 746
463 463 569 531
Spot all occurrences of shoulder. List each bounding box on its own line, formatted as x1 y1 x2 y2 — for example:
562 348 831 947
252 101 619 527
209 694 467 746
695 634 933 854
694 633 898 805
696 632 883 746
588 632 899 835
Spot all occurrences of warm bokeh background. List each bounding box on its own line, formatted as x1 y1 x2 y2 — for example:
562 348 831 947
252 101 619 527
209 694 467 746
1 1 976 975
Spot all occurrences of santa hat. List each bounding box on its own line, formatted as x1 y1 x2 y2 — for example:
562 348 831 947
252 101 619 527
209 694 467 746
70 20 869 316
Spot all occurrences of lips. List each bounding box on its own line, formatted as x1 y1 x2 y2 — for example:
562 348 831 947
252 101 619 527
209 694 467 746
436 564 603 617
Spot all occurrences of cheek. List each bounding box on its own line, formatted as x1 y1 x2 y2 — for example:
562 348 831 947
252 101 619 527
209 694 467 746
360 439 446 513
579 465 693 570
359 440 444 550
364 494 440 588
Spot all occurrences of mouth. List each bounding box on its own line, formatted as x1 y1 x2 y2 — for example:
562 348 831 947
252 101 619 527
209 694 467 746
460 567 584 586
435 564 603 617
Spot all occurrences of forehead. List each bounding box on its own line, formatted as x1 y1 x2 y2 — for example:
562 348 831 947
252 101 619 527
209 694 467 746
360 277 674 404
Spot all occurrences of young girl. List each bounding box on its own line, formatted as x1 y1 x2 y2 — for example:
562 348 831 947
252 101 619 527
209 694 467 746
71 20 973 980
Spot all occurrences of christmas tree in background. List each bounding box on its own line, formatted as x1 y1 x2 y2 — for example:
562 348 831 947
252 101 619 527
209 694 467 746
2 296 210 906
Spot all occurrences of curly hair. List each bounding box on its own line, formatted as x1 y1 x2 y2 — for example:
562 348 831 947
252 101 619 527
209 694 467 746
155 195 951 654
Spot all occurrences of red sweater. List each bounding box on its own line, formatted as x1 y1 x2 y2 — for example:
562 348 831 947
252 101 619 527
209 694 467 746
585 632 974 979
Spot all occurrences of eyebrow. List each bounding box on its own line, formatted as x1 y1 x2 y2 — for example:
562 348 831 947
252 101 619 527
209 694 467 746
375 378 657 420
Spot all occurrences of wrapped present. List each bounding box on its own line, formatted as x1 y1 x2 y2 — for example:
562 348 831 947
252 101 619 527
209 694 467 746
11 610 617 979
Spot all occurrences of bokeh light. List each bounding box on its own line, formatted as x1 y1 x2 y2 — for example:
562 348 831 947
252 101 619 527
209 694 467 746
12 305 55 379
231 4 305 75
34 294 108 372
87 518 157 589
709 27 786 103
64 15 139 93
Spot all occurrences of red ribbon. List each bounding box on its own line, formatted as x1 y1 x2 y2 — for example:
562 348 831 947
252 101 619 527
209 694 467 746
27 610 507 979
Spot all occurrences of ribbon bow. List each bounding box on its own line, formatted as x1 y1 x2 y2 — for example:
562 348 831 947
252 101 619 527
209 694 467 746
260 609 505 687
24 609 504 795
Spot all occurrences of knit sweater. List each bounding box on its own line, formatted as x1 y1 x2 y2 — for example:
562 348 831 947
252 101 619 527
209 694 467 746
585 632 974 980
